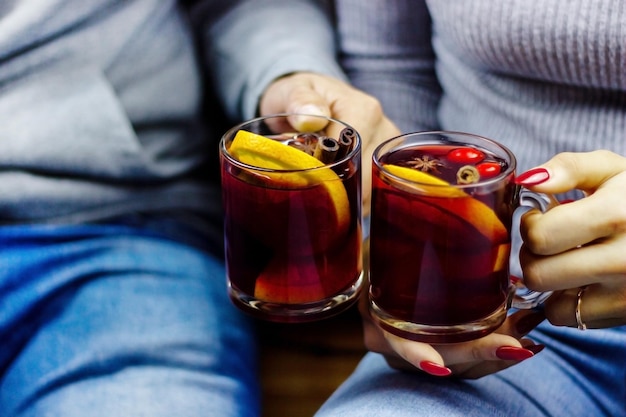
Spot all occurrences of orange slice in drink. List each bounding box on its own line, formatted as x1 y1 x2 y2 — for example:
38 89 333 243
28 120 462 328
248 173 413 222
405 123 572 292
228 130 350 240
384 164 464 196
253 256 327 304
228 130 353 303
382 164 508 244
493 242 511 272
253 229 362 304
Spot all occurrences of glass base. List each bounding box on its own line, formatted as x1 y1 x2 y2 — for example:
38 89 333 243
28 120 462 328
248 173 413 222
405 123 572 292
370 299 508 344
229 272 364 323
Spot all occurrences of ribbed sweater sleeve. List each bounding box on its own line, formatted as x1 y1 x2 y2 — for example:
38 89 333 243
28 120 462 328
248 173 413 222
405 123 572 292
335 0 625 173
335 0 442 133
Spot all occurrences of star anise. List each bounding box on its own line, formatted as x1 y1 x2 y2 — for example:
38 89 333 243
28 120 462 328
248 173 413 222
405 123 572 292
404 155 445 174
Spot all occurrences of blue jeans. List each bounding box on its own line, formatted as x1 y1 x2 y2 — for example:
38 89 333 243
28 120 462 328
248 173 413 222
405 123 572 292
0 219 259 416
316 324 626 417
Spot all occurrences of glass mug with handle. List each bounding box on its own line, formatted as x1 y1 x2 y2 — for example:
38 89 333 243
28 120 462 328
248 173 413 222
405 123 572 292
368 131 555 343
220 113 363 323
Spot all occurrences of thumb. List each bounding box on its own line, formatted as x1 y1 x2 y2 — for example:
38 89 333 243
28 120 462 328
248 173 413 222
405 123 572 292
516 150 626 194
259 73 332 132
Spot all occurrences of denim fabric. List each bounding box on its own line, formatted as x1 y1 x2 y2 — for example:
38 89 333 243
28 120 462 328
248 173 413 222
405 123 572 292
326 211 626 417
0 221 259 417
316 326 625 417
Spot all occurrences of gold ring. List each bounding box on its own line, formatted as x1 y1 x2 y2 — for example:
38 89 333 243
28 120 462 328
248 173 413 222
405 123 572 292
575 286 588 330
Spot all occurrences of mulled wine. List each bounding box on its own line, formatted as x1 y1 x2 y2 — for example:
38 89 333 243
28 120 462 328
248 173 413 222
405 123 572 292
369 132 518 343
220 115 362 323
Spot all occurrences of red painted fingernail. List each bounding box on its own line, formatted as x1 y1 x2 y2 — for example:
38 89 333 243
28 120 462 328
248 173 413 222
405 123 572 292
496 346 535 361
514 168 550 186
419 361 452 377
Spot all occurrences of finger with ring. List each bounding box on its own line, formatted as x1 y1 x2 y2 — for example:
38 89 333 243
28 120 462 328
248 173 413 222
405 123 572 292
575 286 588 331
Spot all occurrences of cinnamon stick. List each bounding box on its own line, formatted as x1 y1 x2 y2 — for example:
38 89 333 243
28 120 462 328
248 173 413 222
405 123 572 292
313 136 340 164
336 127 356 159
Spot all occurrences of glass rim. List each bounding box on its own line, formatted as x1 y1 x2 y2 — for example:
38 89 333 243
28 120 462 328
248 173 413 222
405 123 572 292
373 130 517 189
220 113 361 173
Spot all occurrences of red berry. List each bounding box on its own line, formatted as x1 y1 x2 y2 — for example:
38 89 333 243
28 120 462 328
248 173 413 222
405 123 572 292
476 162 501 178
447 147 485 164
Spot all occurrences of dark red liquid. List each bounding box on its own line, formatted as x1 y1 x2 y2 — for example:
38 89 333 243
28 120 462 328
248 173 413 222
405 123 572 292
370 145 516 339
221 148 361 315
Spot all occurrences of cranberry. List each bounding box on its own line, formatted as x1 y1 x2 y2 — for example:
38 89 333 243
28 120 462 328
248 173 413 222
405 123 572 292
476 162 501 178
447 147 485 164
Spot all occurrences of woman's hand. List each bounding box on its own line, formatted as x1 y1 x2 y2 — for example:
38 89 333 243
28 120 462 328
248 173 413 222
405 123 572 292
358 238 546 380
517 150 626 330
259 72 401 215
359 291 547 379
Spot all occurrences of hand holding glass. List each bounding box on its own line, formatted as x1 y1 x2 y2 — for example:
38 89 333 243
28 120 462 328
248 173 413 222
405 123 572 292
369 131 554 343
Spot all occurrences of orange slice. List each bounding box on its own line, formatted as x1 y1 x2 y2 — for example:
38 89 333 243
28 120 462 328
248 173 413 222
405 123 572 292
253 256 327 304
229 130 350 239
382 164 508 244
253 229 362 304
493 243 511 272
228 130 354 303
384 164 466 197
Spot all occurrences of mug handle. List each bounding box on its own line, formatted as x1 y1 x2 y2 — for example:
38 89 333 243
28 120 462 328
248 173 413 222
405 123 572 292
509 189 560 309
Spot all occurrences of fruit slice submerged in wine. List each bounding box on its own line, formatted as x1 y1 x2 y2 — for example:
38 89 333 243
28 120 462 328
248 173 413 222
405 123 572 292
229 130 350 242
228 130 354 304
382 164 508 244
253 235 361 304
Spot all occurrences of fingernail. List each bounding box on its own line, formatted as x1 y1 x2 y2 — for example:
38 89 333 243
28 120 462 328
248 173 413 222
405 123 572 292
296 104 326 117
293 106 328 132
496 346 535 361
514 168 550 186
515 310 546 334
419 361 452 377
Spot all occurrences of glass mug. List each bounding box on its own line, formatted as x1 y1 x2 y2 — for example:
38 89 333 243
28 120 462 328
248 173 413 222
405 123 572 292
220 114 363 323
368 131 554 343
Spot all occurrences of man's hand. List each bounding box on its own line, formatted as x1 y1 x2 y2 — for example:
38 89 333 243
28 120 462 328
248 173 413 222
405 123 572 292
260 72 401 215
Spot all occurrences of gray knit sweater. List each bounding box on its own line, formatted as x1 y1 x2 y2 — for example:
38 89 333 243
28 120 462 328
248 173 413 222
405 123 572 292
335 0 625 173
0 0 343 225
